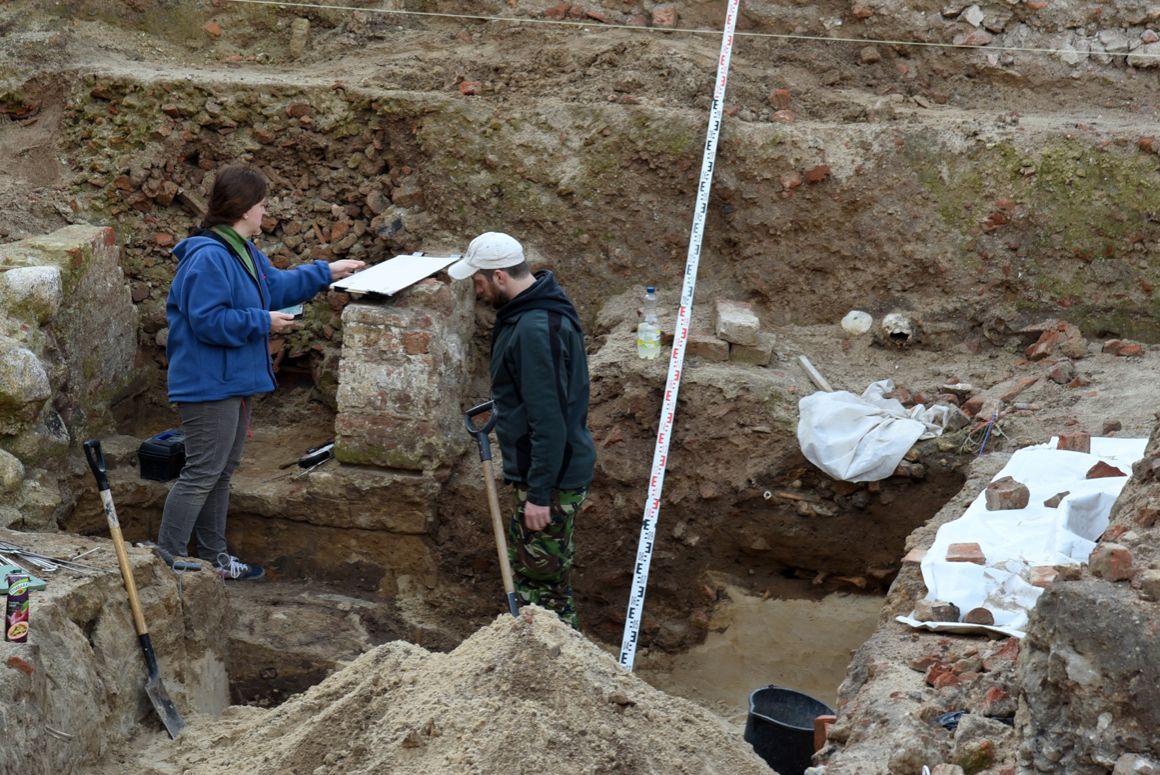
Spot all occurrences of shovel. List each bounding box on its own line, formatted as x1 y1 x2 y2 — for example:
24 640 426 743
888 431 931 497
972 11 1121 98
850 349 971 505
464 401 519 618
83 439 185 739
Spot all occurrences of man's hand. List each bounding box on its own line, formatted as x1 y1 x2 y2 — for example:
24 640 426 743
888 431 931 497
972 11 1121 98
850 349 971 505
523 502 551 531
329 259 365 280
269 310 296 334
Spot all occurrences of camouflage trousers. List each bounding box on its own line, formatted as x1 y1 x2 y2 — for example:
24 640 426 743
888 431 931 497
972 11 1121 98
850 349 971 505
508 486 587 630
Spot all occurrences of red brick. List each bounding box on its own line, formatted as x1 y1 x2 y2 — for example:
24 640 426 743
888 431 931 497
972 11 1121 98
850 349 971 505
1089 542 1134 581
985 476 1030 511
1086 461 1126 479
1029 566 1058 587
982 638 1020 672
1057 432 1091 453
804 164 831 183
769 88 791 109
947 542 986 564
203 21 222 37
999 375 1039 402
1043 490 1070 508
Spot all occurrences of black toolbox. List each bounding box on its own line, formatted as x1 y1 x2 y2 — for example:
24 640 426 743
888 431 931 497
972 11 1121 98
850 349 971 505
138 429 186 482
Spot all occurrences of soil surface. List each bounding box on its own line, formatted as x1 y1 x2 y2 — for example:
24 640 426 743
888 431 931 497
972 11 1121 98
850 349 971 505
3 1 1160 773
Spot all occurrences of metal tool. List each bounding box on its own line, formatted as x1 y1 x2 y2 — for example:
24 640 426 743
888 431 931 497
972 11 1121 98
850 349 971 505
463 401 519 618
0 542 102 575
83 439 185 739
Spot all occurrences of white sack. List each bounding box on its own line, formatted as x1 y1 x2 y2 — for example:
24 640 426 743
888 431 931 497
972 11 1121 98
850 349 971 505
797 379 951 482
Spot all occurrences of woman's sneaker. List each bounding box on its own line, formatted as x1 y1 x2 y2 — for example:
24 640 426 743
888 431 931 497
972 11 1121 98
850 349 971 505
214 554 265 581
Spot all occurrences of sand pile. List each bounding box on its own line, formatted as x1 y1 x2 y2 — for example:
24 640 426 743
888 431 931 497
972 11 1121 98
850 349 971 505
99 606 772 774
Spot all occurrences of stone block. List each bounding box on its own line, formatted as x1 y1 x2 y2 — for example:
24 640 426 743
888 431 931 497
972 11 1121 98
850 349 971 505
685 333 728 362
1043 490 1070 508
985 475 1030 510
729 332 774 366
714 299 759 346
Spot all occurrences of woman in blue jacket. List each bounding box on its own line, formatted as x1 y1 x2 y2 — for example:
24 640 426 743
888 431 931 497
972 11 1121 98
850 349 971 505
158 165 363 579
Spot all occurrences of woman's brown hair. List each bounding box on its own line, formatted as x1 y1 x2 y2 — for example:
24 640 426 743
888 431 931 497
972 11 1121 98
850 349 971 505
201 165 267 229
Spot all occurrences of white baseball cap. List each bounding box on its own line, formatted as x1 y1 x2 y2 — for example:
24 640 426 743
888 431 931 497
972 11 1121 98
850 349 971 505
447 232 525 280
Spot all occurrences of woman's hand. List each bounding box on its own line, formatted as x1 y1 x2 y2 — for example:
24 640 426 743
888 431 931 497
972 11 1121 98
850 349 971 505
329 259 365 280
269 311 297 334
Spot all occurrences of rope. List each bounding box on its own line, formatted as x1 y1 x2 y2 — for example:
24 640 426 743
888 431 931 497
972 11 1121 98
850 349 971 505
220 0 1160 61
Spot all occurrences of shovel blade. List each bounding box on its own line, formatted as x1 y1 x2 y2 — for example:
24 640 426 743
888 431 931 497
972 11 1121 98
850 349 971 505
145 673 186 739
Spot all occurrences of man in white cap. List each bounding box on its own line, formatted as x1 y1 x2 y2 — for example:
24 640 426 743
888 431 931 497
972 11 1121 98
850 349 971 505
448 232 596 629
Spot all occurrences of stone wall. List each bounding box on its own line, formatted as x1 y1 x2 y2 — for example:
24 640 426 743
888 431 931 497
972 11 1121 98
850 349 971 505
0 529 229 775
335 277 475 472
1016 424 1160 774
0 225 140 529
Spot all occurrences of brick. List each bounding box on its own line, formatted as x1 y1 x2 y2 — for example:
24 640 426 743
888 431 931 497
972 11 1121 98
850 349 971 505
1117 342 1145 357
947 542 986 564
1102 419 1123 434
982 638 1020 672
714 300 760 346
685 333 728 362
1089 542 1133 581
914 599 961 622
985 476 1030 511
902 547 927 563
1086 461 1127 479
1047 359 1076 384
1043 491 1070 508
978 686 1016 717
804 164 831 183
963 607 995 625
730 333 774 366
998 375 1039 402
769 88 791 109
1057 431 1091 453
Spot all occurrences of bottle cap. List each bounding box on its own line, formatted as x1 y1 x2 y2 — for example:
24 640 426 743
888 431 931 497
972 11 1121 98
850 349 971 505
646 286 656 293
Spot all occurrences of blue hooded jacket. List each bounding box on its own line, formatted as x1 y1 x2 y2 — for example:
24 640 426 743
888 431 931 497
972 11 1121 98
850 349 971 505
165 232 332 403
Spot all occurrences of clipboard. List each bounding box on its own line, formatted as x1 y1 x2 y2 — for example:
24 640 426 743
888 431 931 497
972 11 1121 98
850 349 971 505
330 252 460 298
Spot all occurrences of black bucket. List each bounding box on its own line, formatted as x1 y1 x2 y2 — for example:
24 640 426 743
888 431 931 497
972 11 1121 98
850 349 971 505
744 685 835 775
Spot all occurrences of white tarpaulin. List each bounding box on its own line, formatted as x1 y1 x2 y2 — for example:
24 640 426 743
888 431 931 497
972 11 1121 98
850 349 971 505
897 436 1146 638
797 379 954 482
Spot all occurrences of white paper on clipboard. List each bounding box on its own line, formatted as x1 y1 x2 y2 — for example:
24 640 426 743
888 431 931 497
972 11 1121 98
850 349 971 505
330 252 460 297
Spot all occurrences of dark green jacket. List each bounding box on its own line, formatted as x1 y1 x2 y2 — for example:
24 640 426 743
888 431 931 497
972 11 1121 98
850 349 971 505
491 271 596 506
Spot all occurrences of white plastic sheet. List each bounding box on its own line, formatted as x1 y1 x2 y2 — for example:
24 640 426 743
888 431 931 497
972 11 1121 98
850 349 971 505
797 379 952 482
897 436 1146 638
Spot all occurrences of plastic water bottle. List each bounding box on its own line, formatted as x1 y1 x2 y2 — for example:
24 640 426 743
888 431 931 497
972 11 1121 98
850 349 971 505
636 286 661 359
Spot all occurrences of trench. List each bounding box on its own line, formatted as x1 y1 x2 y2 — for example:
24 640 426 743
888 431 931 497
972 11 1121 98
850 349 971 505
103 369 968 727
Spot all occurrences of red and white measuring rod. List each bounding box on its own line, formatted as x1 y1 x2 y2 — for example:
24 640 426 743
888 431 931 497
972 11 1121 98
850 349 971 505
619 0 741 671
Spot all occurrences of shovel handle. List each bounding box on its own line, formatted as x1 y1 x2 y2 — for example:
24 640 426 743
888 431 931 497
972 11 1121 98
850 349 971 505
83 439 110 492
464 401 498 461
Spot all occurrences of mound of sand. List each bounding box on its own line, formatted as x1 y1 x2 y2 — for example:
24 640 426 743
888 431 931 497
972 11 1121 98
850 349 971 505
100 607 772 774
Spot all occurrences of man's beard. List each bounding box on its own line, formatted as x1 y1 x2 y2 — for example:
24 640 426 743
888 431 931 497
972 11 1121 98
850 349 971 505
487 281 511 309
